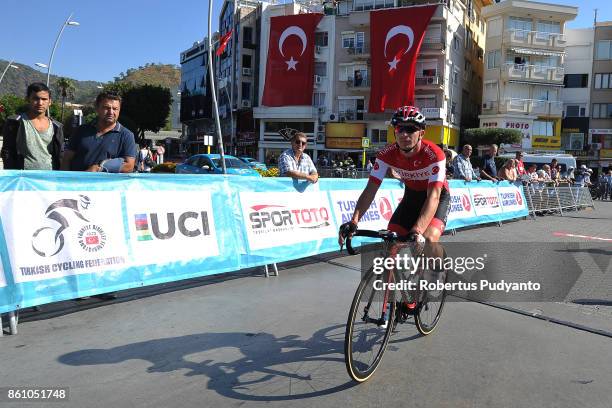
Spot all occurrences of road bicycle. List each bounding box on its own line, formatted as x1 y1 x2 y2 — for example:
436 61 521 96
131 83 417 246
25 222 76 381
343 229 449 382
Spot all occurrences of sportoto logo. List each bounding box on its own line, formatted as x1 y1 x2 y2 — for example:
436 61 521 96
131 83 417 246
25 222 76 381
31 195 106 257
249 204 330 232
462 194 471 212
515 190 523 206
473 193 500 208
378 197 393 221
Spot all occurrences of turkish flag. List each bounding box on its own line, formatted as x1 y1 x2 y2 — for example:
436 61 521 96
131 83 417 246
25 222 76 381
368 6 437 112
216 29 233 56
262 13 323 106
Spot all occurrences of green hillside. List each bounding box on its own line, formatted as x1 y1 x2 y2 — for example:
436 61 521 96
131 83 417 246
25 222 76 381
116 63 180 90
0 60 100 105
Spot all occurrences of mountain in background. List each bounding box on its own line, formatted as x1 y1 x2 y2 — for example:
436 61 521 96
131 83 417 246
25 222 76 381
0 60 181 105
0 59 100 104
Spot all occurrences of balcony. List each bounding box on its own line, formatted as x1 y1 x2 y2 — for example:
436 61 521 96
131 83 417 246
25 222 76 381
502 63 565 83
421 36 446 53
498 98 564 116
346 45 370 59
338 109 365 121
503 29 567 51
346 77 370 90
420 107 445 120
415 75 444 88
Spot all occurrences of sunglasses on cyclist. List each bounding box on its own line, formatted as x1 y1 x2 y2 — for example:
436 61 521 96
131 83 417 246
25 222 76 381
395 125 421 134
293 140 307 146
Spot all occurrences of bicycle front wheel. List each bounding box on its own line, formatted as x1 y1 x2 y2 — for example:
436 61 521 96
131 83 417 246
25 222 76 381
415 268 448 335
345 270 396 382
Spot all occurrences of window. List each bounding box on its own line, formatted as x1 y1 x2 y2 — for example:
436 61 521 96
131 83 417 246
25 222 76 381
592 103 612 119
241 82 251 100
315 32 328 47
594 73 612 89
242 54 251 68
416 60 438 77
537 20 560 34
533 120 554 136
424 24 442 44
452 68 460 85
565 105 580 117
596 40 612 60
563 74 588 88
508 17 532 33
312 92 325 107
415 96 436 108
339 65 349 81
453 35 459 51
355 32 365 51
315 62 327 77
487 49 501 69
342 32 355 48
243 27 253 45
371 129 387 144
339 99 357 114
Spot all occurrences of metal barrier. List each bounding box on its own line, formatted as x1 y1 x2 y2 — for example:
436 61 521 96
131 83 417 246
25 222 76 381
522 181 595 217
317 166 369 179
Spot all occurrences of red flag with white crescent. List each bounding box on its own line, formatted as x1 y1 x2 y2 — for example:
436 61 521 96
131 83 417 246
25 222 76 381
216 29 233 56
262 13 323 106
368 6 437 112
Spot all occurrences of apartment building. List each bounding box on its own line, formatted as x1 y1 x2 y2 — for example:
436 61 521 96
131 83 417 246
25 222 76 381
590 21 612 169
218 0 268 157
479 0 577 151
179 39 216 155
560 28 593 162
254 1 332 163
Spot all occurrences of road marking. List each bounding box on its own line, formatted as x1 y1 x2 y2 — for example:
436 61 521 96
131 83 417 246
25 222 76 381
553 232 612 242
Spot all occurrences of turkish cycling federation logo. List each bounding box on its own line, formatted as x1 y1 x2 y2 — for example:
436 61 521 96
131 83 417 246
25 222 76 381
31 195 106 257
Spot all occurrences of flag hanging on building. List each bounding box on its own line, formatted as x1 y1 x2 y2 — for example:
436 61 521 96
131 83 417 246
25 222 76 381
368 6 437 112
262 13 323 106
216 29 233 56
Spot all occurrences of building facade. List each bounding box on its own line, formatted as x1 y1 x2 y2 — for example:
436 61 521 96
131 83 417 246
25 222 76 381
560 27 593 164
179 39 215 155
218 0 267 157
590 21 612 169
479 0 577 151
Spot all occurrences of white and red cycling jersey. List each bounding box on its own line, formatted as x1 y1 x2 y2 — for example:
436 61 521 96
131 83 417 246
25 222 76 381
369 139 448 192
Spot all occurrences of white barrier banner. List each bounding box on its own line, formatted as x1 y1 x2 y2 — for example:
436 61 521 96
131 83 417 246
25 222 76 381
0 256 6 288
447 188 477 221
0 191 129 283
497 186 526 212
125 191 219 266
330 190 395 231
469 187 503 216
240 191 336 250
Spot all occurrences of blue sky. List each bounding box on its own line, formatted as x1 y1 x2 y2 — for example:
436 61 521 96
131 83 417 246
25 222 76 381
0 0 609 82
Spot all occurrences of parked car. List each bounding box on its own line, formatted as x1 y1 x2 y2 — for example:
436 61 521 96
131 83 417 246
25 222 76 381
175 154 261 176
237 156 268 171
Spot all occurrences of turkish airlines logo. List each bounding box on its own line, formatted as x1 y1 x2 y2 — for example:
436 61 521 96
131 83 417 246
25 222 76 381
462 194 471 212
515 190 523 206
384 25 414 72
279 26 307 71
378 197 393 221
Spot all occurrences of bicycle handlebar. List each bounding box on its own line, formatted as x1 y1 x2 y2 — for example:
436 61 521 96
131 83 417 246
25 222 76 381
345 229 419 255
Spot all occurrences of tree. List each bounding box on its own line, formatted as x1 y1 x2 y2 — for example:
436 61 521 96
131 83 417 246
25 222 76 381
56 77 75 122
0 94 27 129
120 85 172 143
462 128 522 147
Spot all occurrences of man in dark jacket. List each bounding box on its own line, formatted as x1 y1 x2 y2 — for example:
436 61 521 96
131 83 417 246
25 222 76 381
1 82 64 170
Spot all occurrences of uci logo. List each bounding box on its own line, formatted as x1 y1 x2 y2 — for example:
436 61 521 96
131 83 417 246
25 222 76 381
134 211 210 241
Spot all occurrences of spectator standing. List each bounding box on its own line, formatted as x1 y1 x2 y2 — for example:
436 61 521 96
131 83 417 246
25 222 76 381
278 132 318 183
155 143 165 164
138 144 154 173
366 157 374 171
61 92 136 173
550 159 559 181
453 144 480 181
444 149 454 179
515 151 526 177
1 82 64 170
498 159 517 182
480 144 498 181
603 169 612 200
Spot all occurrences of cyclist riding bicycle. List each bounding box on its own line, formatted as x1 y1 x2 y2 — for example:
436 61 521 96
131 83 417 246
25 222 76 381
338 105 450 245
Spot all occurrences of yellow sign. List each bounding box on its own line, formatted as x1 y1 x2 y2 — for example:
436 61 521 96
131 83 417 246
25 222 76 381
532 136 561 149
325 123 366 138
326 137 363 149
601 149 612 159
362 138 370 148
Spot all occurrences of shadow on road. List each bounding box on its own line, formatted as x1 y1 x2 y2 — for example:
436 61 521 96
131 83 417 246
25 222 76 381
58 324 361 401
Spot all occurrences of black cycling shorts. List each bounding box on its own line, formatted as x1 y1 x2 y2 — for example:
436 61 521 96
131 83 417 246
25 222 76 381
388 187 451 234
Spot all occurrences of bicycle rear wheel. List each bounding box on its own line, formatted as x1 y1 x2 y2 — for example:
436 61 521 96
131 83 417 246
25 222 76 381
415 267 448 335
345 270 396 382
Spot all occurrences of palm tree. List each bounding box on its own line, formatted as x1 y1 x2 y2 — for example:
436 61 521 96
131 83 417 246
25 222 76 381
56 77 75 122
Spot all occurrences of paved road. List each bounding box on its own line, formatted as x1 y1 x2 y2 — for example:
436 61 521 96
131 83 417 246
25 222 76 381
1 203 611 408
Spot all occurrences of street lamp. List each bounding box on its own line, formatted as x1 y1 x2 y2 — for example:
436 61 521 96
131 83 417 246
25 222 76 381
44 12 80 87
0 60 19 86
